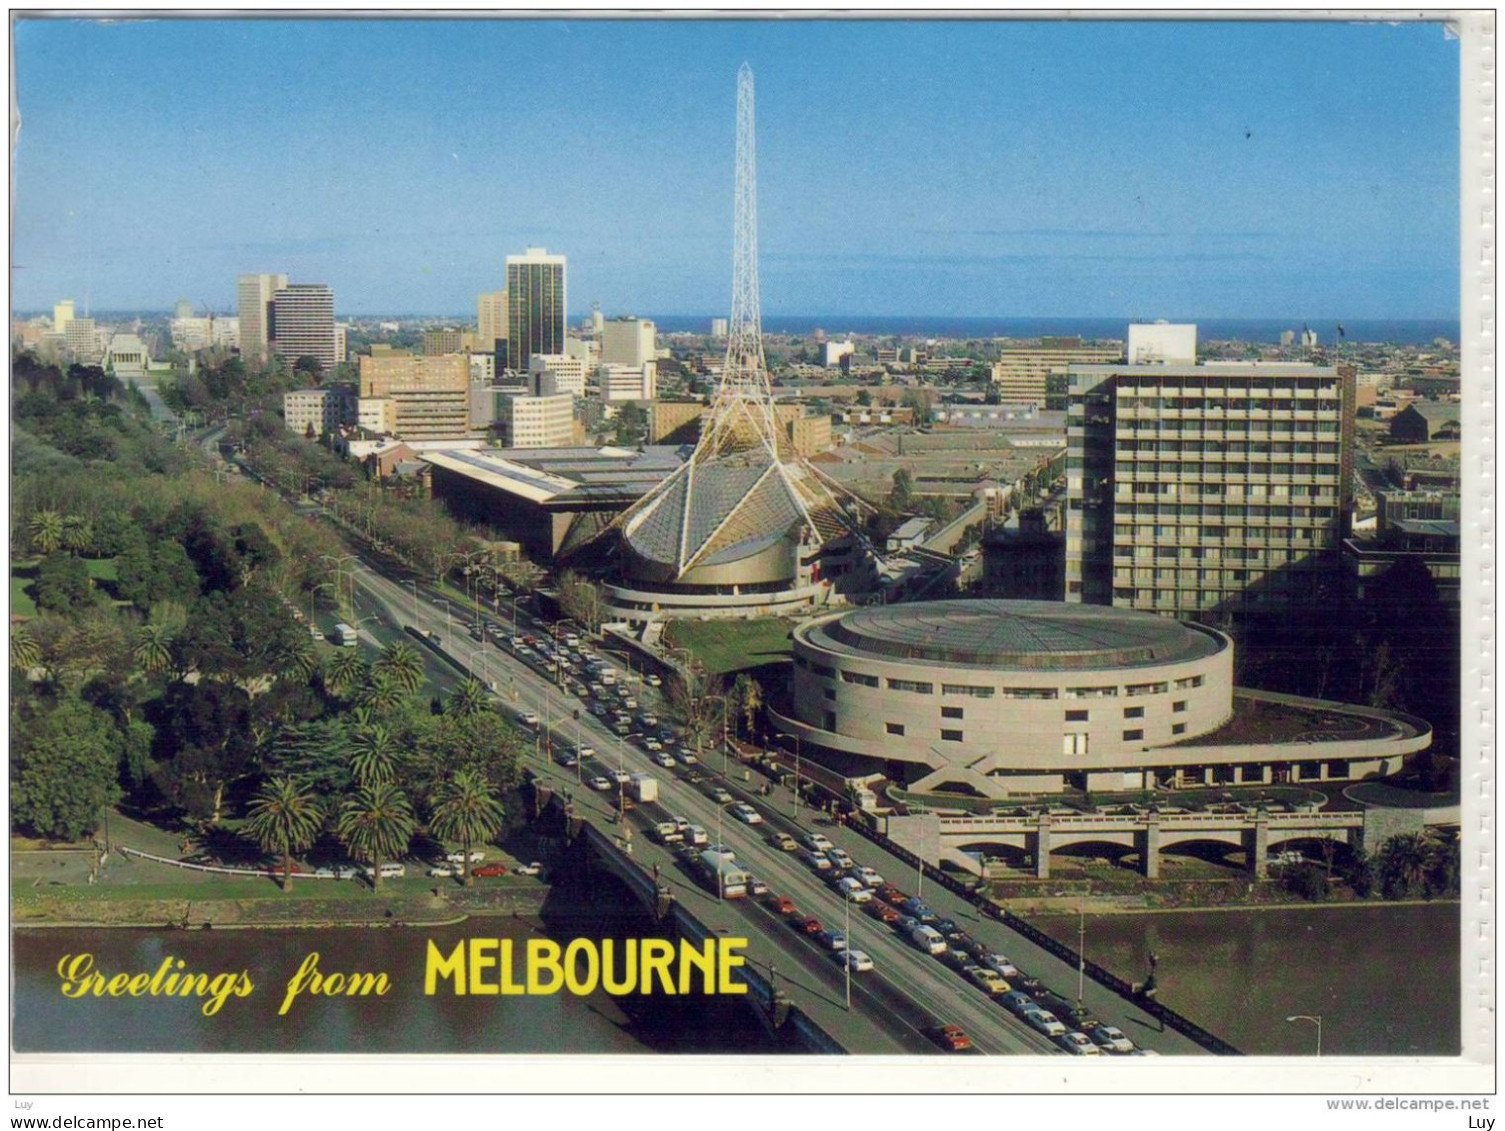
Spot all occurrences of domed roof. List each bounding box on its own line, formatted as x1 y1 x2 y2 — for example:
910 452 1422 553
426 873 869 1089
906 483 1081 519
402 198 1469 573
813 599 1224 671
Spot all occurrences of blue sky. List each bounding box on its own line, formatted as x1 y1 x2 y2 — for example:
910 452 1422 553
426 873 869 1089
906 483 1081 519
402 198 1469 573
12 18 1459 319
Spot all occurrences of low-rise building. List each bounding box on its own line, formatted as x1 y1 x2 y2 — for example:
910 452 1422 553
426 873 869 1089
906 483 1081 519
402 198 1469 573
529 353 587 396
599 362 657 403
1389 401 1461 444
990 339 1123 408
104 334 150 380
284 387 354 436
495 392 576 449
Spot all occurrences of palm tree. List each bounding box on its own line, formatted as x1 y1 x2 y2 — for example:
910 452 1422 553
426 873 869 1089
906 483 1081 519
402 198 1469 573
336 781 415 891
133 622 175 674
30 510 63 555
59 514 92 555
11 626 41 673
1377 832 1434 899
428 770 506 887
276 635 317 682
323 650 368 699
244 776 324 891
359 670 405 716
349 723 398 788
373 641 425 695
445 677 490 719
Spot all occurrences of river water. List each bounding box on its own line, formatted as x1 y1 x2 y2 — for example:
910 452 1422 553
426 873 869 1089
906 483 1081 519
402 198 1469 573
1032 902 1461 1056
13 884 780 1055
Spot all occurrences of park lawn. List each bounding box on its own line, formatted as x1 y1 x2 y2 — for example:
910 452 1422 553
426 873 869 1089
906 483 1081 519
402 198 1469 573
11 575 38 619
663 617 795 676
84 556 119 582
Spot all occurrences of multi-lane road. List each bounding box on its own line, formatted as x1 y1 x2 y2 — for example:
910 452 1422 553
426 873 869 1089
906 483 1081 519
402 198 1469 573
324 548 1207 1058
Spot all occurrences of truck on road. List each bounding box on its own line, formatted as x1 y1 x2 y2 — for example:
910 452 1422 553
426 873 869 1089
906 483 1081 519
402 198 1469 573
628 774 658 803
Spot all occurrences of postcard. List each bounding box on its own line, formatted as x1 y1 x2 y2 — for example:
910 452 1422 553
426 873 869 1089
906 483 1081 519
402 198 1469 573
8 9 1492 1121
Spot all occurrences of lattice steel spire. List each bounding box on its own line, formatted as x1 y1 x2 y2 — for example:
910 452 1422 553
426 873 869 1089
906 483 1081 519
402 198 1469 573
700 62 784 461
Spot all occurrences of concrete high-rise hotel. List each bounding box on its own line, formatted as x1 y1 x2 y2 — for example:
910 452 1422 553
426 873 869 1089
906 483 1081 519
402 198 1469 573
1065 332 1355 619
270 283 338 372
506 247 566 372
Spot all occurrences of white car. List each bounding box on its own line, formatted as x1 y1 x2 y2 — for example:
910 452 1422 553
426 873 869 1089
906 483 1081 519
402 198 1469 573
837 876 872 902
610 769 632 784
428 864 461 878
1089 1025 1134 1054
445 850 485 863
645 674 662 687
732 803 763 825
577 745 597 759
520 712 539 726
982 954 1021 979
827 848 855 871
1024 1010 1067 1038
803 833 835 853
364 863 405 879
1058 1031 1102 1056
652 752 675 768
589 776 612 791
711 787 733 804
686 825 709 846
675 750 698 766
857 866 885 887
800 849 832 872
514 862 543 876
643 738 663 752
839 949 875 973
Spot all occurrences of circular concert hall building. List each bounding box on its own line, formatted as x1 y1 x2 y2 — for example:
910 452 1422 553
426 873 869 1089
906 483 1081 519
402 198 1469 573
770 599 1428 798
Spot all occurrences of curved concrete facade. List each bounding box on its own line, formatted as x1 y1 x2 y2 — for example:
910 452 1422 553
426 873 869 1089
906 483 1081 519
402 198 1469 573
775 602 1430 799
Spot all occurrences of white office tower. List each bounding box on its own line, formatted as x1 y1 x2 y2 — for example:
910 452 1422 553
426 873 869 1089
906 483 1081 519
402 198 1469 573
1127 321 1197 365
604 65 874 622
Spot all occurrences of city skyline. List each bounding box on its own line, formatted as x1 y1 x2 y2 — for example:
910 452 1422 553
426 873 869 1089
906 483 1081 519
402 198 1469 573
13 18 1460 319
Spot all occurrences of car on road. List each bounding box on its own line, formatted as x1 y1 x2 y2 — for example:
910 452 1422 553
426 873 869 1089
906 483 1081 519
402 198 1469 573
981 954 1021 979
793 916 823 936
838 949 875 973
652 822 684 844
589 776 612 791
710 787 733 804
471 863 508 878
675 750 698 766
769 832 798 851
520 712 540 727
802 833 835 853
638 713 659 728
645 674 662 687
686 825 709 846
514 862 543 876
309 628 325 641
827 848 855 871
814 930 848 951
588 703 607 717
747 877 770 896
877 884 907 906
901 899 939 925
856 866 885 887
576 745 597 759
1023 1009 1067 1038
609 769 632 785
732 803 762 824
963 966 1010 996
556 751 579 768
926 1025 973 1052
1058 1031 1102 1056
800 849 832 872
1089 1025 1134 1054
837 877 872 902
642 738 663 752
652 752 676 768
908 924 948 956
865 900 902 924
999 987 1035 1018
766 894 796 915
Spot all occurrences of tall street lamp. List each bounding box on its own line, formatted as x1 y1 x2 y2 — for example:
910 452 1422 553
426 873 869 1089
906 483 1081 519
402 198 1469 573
1285 1014 1322 1056
403 580 419 624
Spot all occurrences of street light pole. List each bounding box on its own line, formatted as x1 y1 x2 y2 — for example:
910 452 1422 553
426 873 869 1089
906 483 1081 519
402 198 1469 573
1285 1014 1322 1056
844 885 852 1010
1077 894 1086 1011
404 580 418 624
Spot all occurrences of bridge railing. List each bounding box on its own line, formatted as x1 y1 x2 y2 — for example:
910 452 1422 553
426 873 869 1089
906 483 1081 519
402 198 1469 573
932 810 1364 832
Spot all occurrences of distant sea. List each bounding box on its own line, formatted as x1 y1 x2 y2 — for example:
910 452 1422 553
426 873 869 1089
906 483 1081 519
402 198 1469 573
647 315 1460 347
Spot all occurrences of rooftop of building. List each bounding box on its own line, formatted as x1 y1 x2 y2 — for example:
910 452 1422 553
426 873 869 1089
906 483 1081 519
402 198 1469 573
1173 691 1420 748
422 445 686 506
807 599 1225 671
1068 362 1338 377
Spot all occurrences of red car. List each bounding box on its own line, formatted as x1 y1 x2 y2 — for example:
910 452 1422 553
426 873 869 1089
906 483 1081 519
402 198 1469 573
928 1025 973 1052
766 894 797 915
471 863 508 878
878 884 908 906
866 901 902 924
795 916 823 935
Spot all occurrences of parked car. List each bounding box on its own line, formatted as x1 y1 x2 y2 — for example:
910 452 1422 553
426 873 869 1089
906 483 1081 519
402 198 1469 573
364 863 406 879
445 850 485 863
514 862 543 876
428 864 461 878
471 863 508 878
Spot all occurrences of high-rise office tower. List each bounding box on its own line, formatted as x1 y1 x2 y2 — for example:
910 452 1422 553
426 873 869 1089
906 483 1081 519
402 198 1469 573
477 289 507 353
1064 359 1355 618
237 273 289 358
270 283 336 371
601 316 657 368
506 247 566 372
